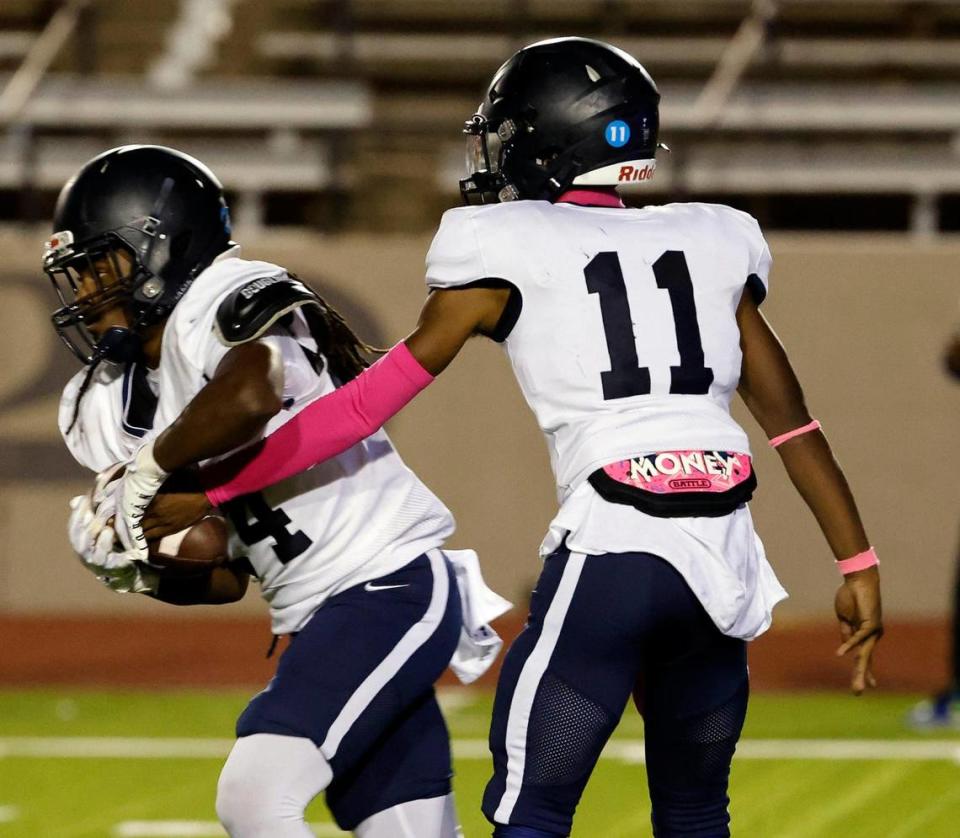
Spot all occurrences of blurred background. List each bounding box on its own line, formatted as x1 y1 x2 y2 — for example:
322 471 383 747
0 1 959 836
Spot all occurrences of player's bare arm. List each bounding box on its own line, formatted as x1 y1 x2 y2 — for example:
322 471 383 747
153 341 284 472
404 284 512 374
129 340 285 543
120 339 285 548
737 292 882 694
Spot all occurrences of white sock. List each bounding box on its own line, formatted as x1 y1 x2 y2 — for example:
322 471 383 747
354 793 463 838
216 733 332 838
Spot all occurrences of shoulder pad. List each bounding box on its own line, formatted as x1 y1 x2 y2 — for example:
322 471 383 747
215 275 323 346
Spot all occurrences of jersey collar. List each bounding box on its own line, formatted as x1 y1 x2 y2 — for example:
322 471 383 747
555 188 625 208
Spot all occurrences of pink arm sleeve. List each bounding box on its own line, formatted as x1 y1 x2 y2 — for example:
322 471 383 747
201 342 434 506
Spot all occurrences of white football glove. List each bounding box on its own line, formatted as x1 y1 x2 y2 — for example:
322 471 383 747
92 461 126 507
116 440 169 560
66 492 160 594
67 462 124 555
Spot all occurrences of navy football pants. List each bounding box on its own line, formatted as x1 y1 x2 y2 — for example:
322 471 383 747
483 547 748 837
236 551 461 830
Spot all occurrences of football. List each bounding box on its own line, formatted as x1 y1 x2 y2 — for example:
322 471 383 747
148 515 230 577
91 463 229 578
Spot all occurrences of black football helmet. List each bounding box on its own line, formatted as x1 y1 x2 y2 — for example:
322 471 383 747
461 37 662 204
44 144 234 364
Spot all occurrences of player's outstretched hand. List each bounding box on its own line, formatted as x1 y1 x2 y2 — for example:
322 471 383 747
834 566 883 695
118 441 169 559
142 490 213 541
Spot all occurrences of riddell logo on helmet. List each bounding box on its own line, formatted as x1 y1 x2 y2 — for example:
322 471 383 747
618 165 654 183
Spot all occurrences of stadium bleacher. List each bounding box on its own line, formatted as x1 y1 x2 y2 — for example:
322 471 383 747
1 0 959 231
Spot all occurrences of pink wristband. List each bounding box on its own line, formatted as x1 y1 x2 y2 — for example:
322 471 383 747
836 548 879 575
769 419 821 448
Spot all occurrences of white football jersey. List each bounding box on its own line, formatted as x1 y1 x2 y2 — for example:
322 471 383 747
427 201 768 500
61 249 455 633
425 201 786 639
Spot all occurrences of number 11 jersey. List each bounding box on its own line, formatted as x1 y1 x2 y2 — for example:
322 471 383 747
425 200 786 640
426 200 770 501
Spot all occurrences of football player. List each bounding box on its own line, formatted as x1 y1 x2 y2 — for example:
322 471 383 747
907 326 960 728
48 145 509 838
132 39 884 838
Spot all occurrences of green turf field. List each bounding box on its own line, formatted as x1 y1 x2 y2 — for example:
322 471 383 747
0 690 958 837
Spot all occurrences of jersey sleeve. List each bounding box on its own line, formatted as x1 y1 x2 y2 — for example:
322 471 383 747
167 262 295 380
58 367 132 472
721 208 772 305
425 208 489 289
744 215 772 305
165 279 236 380
265 327 322 406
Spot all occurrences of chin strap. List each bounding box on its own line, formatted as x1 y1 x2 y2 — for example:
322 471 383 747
95 326 143 364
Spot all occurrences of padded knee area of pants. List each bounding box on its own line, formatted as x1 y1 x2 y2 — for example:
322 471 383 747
647 683 748 837
524 673 614 786
216 734 332 837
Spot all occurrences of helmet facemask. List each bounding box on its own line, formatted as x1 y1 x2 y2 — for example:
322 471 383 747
460 111 602 205
44 146 235 366
45 230 156 365
460 115 524 204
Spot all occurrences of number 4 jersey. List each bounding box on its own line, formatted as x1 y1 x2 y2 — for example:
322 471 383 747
426 200 787 640
60 250 455 634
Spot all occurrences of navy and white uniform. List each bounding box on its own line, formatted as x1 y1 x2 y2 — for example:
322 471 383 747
59 249 463 829
426 201 788 835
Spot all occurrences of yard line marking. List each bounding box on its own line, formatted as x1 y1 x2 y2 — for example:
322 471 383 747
737 739 960 764
114 822 344 837
2 737 960 763
113 824 228 837
0 805 19 822
0 737 235 758
436 687 478 714
451 739 488 759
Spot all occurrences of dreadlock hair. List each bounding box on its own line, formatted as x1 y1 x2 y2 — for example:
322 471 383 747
297 281 384 384
65 358 101 435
